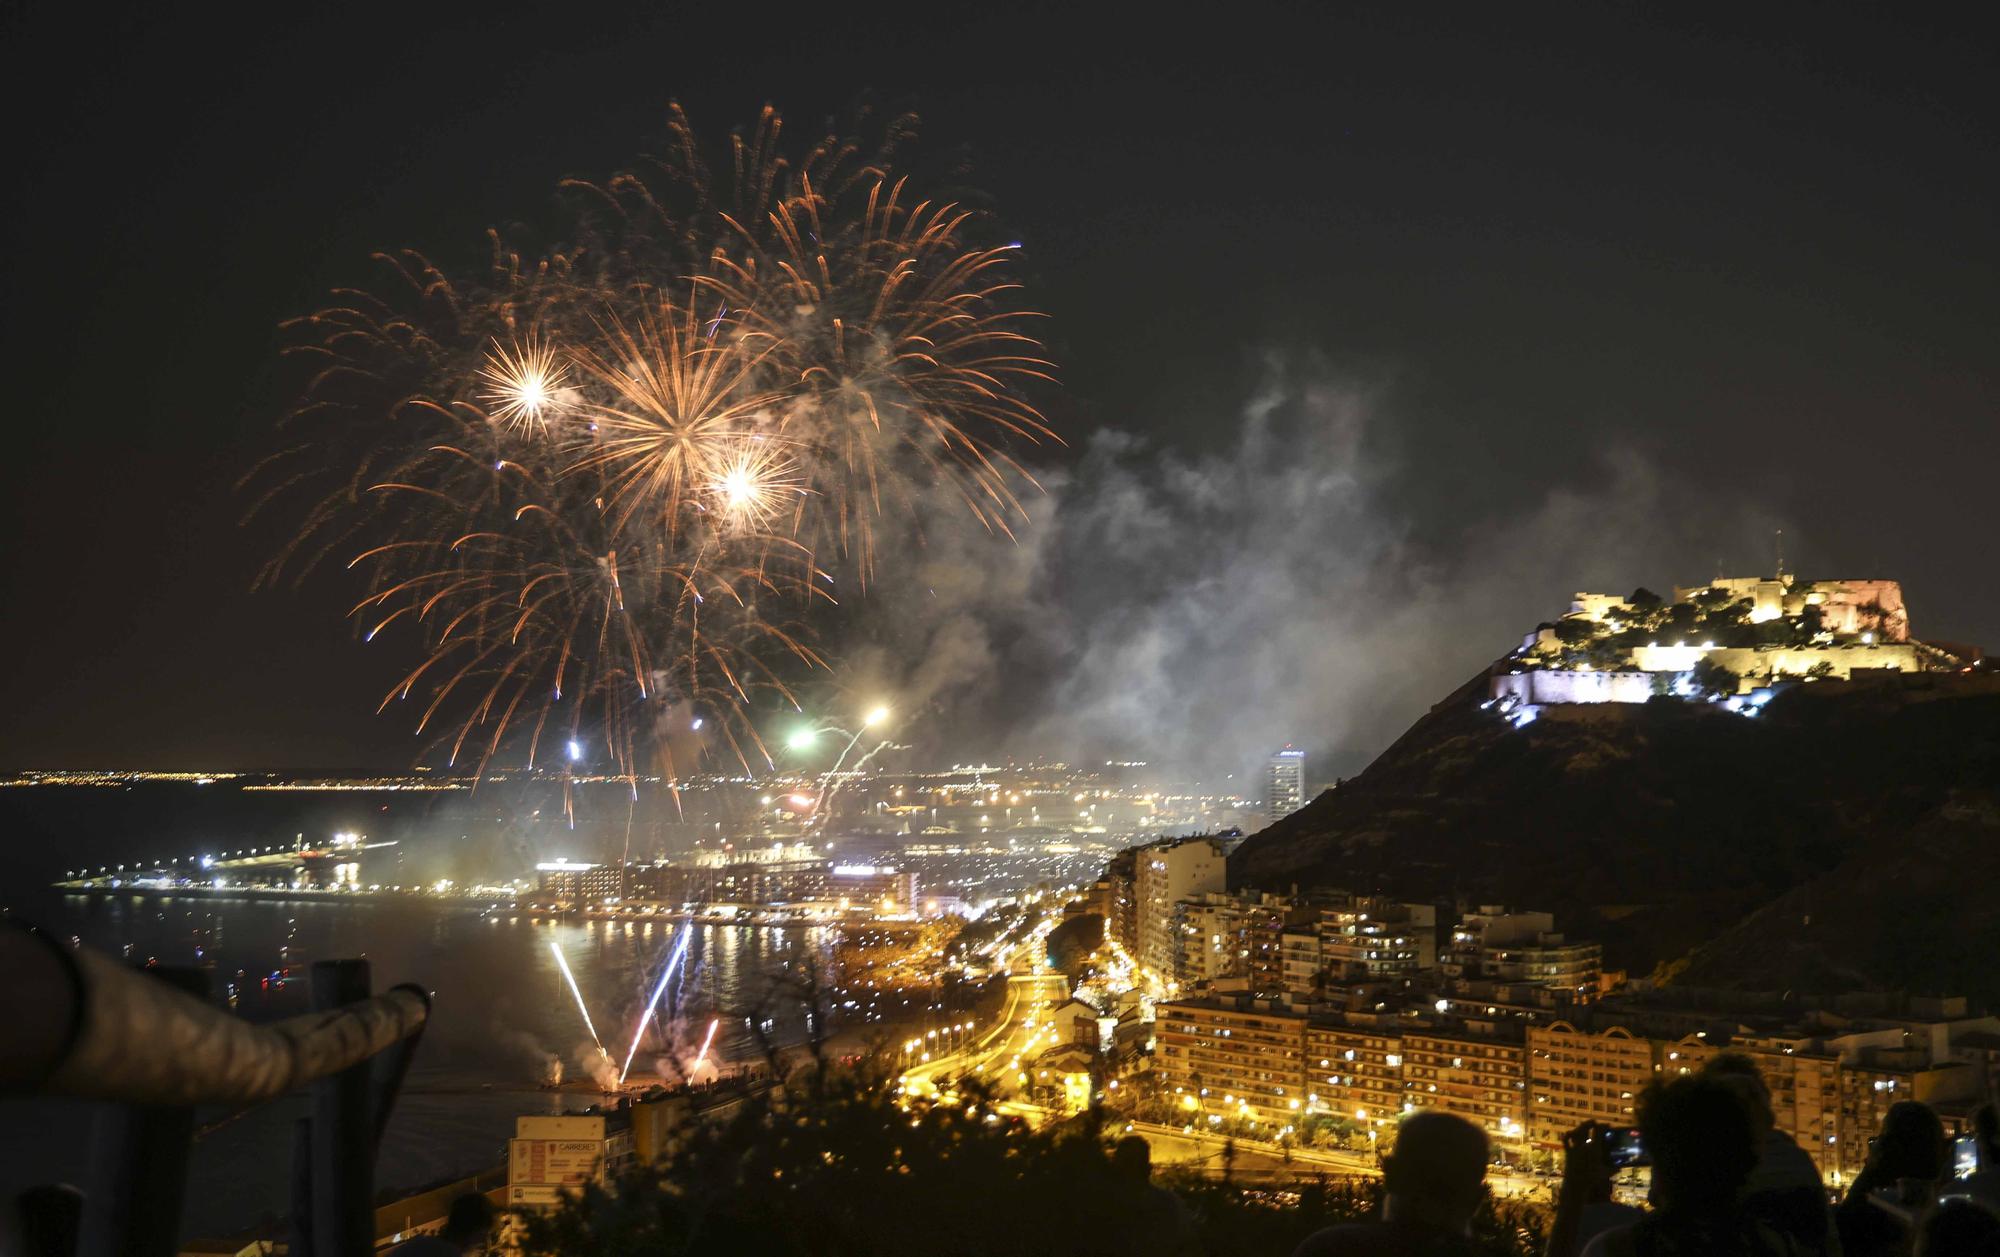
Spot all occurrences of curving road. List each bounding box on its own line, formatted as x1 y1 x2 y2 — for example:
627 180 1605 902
900 972 1072 1096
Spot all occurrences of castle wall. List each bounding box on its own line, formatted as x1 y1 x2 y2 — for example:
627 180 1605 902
1629 643 1921 684
1799 579 1908 642
1494 643 1926 707
1568 593 1627 622
1671 577 1790 623
1491 670 1659 705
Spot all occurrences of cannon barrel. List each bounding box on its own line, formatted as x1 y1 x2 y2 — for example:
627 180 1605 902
0 922 429 1107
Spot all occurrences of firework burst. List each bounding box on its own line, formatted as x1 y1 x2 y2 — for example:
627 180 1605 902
250 104 1053 781
573 103 1060 582
479 336 572 433
705 436 803 533
562 286 790 538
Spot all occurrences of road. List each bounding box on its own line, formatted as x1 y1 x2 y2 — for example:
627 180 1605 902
900 971 1071 1096
1124 1120 1376 1180
1118 1121 1549 1197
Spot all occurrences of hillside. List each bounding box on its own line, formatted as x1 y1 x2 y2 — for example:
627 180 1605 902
1670 795 2000 1003
1229 672 2000 999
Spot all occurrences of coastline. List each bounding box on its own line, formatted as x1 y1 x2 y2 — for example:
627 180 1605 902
52 882 851 930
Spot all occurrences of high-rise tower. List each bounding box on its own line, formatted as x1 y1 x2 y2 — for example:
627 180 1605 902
1266 745 1306 820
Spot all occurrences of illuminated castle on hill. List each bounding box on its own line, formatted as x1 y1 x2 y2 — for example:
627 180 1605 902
1488 573 1977 718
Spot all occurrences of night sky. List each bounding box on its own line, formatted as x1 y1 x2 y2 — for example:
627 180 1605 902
4 4 1994 771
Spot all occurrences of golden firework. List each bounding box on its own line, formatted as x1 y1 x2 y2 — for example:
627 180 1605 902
563 288 789 538
478 337 570 432
705 437 802 532
256 104 1051 780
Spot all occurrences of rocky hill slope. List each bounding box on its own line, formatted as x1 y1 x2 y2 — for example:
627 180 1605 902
1229 672 2000 1002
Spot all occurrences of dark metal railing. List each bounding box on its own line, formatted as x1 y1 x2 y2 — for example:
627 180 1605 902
1 921 431 1257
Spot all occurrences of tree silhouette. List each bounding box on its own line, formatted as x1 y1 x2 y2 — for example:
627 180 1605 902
514 1029 1544 1255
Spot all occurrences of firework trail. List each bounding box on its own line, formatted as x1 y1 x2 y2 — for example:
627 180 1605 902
693 1017 720 1069
620 922 693 1084
802 707 890 830
812 735 903 832
548 941 605 1053
249 103 1053 783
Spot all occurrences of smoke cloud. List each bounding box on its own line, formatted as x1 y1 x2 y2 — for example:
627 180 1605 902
856 355 1784 782
491 1024 563 1086
576 1040 620 1090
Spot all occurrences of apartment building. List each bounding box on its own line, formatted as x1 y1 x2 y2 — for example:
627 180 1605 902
1304 1021 1407 1128
1445 907 1598 997
1155 997 1308 1129
1280 931 1325 1003
1403 1028 1528 1143
1174 892 1250 990
1320 900 1437 979
1837 1049 1977 1178
1732 1033 1843 1176
1134 838 1229 985
1526 1022 1651 1146
1485 936 1601 996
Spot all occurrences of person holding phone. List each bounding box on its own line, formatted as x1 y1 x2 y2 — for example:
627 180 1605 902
1838 1101 1949 1257
1557 1076 1797 1257
1544 1122 1644 1257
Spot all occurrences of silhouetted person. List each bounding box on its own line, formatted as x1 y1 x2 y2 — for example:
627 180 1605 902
389 1191 496 1255
1291 1111 1489 1256
1962 1105 2000 1213
1545 1122 1644 1257
1580 1076 1796 1257
1839 1100 1949 1257
1915 1197 2000 1257
1705 1053 1838 1256
1111 1134 1199 1257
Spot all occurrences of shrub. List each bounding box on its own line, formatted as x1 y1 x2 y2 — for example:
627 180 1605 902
1687 658 1741 699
